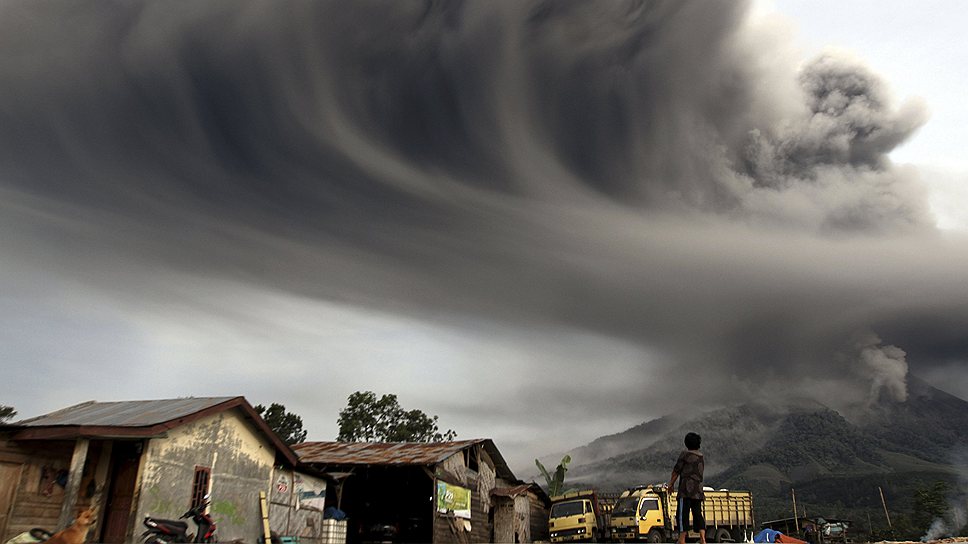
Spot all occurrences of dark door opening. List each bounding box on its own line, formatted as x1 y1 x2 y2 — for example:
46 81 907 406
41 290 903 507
100 442 142 544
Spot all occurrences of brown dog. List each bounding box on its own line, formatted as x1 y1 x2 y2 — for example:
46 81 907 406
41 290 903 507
46 508 96 544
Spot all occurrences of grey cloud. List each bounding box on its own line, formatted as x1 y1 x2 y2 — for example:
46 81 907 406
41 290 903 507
1 0 967 448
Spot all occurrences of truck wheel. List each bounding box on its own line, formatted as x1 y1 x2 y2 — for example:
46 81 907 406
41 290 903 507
715 529 732 543
648 530 663 543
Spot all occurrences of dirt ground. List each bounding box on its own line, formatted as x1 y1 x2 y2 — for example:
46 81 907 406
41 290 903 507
874 538 968 544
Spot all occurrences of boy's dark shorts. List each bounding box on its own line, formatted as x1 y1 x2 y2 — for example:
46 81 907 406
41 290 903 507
676 496 705 532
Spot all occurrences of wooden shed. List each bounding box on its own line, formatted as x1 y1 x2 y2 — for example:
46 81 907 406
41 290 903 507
293 440 545 544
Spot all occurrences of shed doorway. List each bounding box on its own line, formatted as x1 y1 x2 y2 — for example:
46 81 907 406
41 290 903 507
339 466 434 544
100 442 142 544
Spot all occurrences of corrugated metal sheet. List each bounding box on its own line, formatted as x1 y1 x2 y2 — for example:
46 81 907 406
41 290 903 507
13 397 240 427
491 484 533 498
292 439 519 483
492 483 551 506
292 439 485 466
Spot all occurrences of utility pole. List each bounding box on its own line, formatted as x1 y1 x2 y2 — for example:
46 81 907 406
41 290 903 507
878 486 893 530
792 488 800 533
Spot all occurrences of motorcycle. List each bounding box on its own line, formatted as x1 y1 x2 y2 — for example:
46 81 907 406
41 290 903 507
3 528 53 544
141 497 217 544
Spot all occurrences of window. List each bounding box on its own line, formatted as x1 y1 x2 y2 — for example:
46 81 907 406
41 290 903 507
550 501 584 518
612 497 639 517
641 499 659 512
191 466 211 509
465 449 479 472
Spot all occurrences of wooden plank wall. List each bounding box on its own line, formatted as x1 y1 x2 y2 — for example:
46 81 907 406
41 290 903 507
433 481 492 544
0 438 98 542
528 494 549 543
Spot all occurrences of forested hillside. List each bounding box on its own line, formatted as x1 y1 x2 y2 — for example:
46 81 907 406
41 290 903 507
545 378 968 540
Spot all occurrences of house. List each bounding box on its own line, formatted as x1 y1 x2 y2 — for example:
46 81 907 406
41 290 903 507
292 440 549 544
0 397 328 544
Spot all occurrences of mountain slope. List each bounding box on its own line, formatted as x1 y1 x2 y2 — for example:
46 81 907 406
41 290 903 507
544 378 968 532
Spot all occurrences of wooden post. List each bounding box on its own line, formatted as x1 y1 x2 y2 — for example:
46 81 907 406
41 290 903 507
878 487 892 529
337 480 344 511
791 489 800 533
88 441 114 540
57 439 90 530
260 491 272 543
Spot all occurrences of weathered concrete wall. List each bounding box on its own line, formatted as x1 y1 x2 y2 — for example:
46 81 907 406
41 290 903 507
268 470 327 544
135 410 275 542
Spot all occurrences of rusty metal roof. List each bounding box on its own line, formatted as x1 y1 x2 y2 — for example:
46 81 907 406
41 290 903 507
492 483 551 505
293 439 517 481
491 484 533 497
293 439 482 465
8 396 301 467
14 397 240 427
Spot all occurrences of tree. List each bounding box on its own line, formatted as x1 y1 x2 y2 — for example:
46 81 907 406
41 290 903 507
912 481 952 536
337 391 456 443
254 403 308 445
535 455 571 496
0 405 16 423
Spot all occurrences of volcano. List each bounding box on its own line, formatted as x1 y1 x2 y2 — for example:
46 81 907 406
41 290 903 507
538 376 968 531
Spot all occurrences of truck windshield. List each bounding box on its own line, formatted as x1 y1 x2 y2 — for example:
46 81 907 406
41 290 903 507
612 497 639 517
550 501 585 518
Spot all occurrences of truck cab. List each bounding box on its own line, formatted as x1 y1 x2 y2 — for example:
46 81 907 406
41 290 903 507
610 487 668 542
548 490 604 542
610 484 754 543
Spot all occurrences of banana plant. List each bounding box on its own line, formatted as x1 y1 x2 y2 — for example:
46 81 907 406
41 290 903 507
535 454 571 496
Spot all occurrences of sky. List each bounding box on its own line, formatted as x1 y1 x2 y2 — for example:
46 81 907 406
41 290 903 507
1 0 967 472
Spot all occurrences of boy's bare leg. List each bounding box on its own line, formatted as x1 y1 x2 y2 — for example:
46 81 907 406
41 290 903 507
677 532 687 544
699 529 707 544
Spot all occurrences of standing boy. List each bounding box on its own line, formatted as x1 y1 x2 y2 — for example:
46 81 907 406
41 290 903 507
667 432 705 544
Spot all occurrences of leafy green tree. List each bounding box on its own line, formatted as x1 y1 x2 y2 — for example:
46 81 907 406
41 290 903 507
535 455 571 496
912 481 951 534
0 405 16 423
254 403 308 445
337 391 456 443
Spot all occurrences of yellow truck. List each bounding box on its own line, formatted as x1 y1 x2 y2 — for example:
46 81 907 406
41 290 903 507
548 490 607 542
609 485 753 543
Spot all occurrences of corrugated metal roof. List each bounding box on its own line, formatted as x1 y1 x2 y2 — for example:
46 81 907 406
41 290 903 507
292 439 519 483
491 484 533 497
14 397 240 427
292 439 485 466
493 482 551 505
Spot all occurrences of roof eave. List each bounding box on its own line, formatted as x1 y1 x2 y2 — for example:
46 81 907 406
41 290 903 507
8 397 300 467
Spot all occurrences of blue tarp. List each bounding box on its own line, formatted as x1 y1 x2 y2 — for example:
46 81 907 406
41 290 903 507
323 507 346 521
754 529 783 543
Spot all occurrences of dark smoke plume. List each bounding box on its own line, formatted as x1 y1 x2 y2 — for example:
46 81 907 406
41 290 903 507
1 0 966 438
